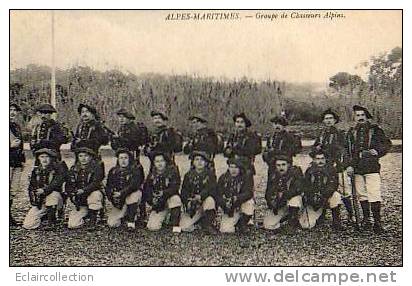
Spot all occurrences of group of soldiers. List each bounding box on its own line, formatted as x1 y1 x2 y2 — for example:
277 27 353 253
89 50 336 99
9 101 392 235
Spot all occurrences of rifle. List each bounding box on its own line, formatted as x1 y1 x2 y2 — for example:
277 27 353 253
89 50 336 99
349 174 361 230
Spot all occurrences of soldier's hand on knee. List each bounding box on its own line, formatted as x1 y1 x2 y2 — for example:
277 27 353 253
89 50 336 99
369 149 378 156
346 166 354 177
113 191 121 198
35 188 45 195
76 189 84 195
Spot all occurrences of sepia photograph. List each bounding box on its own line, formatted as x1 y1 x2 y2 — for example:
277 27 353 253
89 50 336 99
9 9 402 267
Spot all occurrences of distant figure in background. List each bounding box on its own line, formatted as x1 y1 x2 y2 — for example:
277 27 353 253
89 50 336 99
312 108 354 224
10 103 25 227
345 105 392 234
22 149 65 230
30 104 68 160
262 116 302 178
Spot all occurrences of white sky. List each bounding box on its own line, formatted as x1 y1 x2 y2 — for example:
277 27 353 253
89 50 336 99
10 10 402 83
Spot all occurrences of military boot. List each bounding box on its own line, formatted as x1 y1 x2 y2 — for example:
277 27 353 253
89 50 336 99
9 200 21 227
331 206 344 231
44 206 57 231
360 201 372 230
202 210 218 235
126 203 139 230
342 197 355 224
236 213 252 234
170 207 182 233
371 202 385 234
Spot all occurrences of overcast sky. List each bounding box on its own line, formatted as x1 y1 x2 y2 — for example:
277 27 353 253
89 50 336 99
10 10 402 83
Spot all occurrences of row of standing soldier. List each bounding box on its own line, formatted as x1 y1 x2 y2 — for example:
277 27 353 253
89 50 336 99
9 102 392 234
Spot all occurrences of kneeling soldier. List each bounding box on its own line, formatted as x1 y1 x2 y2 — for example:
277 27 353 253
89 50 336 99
66 147 105 229
263 155 303 232
179 151 218 234
106 149 145 229
300 149 343 231
144 152 182 232
217 157 254 234
23 149 65 230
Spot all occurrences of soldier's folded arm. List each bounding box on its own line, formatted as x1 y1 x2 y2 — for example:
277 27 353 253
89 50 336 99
162 174 181 200
200 176 217 201
121 169 144 198
234 178 253 208
42 168 65 196
82 166 105 196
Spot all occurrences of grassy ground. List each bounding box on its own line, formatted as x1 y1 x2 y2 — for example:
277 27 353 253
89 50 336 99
10 152 402 266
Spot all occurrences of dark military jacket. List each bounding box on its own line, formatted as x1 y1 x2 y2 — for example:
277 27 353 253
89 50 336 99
71 119 110 154
66 160 105 204
143 165 181 209
224 130 262 173
30 118 67 155
145 125 177 160
183 127 218 157
263 130 302 164
216 171 254 211
10 121 25 168
111 122 148 153
304 164 338 204
265 166 303 210
105 162 145 204
181 168 217 207
345 122 392 175
312 127 346 172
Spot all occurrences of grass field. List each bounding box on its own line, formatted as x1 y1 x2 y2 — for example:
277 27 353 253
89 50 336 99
10 152 402 266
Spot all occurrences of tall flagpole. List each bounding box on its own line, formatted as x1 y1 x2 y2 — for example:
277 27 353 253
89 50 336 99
50 11 56 108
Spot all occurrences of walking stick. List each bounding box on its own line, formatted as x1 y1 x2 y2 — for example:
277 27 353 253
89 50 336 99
349 174 361 230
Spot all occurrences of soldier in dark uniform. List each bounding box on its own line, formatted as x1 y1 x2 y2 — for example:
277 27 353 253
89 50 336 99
66 147 105 229
179 151 218 234
30 104 68 160
143 152 182 233
345 105 392 234
10 103 25 226
312 109 354 223
263 155 303 232
301 149 344 231
183 114 219 165
224 113 262 176
111 108 148 159
144 111 180 165
217 157 254 234
262 116 302 178
71 103 110 156
106 148 145 230
22 149 65 230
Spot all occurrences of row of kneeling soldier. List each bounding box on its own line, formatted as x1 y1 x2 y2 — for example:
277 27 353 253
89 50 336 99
9 102 392 235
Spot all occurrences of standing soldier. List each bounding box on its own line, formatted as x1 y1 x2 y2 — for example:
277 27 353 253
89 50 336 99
345 105 392 234
111 108 148 159
312 109 354 223
71 103 110 156
10 103 25 226
224 113 262 176
30 104 68 159
22 149 65 230
183 114 219 165
262 116 302 178
106 148 145 230
179 151 218 234
300 149 343 231
143 152 182 233
263 155 304 232
66 147 105 229
217 157 254 234
144 110 182 165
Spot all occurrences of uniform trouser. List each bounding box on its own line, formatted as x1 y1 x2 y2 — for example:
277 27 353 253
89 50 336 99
300 191 343 229
147 195 182 231
22 191 63 229
220 199 255 233
338 171 352 198
107 191 142 228
263 195 303 230
68 191 104 229
179 196 216 232
354 173 382 203
10 167 22 200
